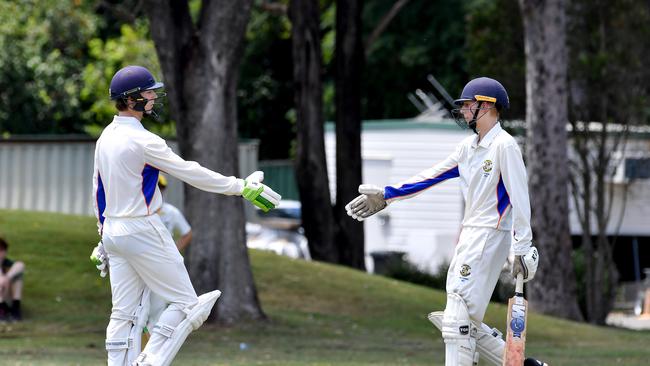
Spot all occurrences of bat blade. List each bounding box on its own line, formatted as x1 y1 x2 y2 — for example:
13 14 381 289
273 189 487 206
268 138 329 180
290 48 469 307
503 273 527 366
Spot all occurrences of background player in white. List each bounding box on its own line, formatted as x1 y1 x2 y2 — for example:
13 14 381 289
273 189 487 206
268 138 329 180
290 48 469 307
90 65 280 366
346 77 547 366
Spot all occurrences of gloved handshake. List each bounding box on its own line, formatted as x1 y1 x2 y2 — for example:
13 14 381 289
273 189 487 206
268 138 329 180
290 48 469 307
241 171 282 212
345 184 387 221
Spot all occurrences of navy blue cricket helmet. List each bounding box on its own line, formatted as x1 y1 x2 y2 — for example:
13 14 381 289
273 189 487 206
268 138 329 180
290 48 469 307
109 65 164 100
453 77 509 111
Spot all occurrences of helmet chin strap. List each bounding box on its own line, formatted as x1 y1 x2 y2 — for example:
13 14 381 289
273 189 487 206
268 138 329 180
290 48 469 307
467 101 484 134
127 93 165 121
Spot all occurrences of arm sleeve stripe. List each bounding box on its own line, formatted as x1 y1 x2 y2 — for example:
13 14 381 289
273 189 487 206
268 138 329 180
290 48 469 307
96 173 106 224
496 174 511 217
141 164 159 210
384 166 460 200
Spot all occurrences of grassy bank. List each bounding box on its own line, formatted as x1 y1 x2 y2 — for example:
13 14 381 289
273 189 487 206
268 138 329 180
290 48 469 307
1 209 649 365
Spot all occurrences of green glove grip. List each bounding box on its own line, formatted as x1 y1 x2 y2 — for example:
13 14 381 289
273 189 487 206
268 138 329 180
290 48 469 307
243 181 275 212
90 246 102 266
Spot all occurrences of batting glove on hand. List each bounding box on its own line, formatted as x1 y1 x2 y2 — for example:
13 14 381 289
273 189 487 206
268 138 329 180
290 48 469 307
512 246 539 282
345 184 387 221
242 171 282 212
90 241 109 278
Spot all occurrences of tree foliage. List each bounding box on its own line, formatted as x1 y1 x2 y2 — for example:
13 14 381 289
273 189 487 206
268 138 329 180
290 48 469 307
0 0 98 135
239 4 295 159
80 21 172 137
362 0 467 119
465 0 525 120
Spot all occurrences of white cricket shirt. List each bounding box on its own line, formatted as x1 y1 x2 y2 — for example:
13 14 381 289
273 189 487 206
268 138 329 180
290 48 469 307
93 116 244 234
384 123 533 255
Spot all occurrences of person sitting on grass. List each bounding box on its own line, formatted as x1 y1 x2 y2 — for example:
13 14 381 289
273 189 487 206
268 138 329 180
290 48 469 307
0 237 25 322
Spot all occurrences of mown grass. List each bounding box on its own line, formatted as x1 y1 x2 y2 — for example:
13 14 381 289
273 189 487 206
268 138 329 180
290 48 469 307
1 209 649 365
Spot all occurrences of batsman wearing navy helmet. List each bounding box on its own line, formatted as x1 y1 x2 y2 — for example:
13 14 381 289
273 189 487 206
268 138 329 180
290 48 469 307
91 65 281 366
109 65 167 119
346 77 547 366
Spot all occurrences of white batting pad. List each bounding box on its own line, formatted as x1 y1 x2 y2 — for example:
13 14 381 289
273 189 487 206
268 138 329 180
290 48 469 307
429 311 504 366
134 290 221 366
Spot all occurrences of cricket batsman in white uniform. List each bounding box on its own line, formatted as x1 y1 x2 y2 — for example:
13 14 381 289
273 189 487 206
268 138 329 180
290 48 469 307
90 65 281 366
346 77 547 366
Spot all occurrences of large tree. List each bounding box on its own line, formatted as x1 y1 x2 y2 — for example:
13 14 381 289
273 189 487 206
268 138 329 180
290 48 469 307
290 0 415 268
519 0 583 320
289 0 339 262
334 0 365 269
144 0 264 324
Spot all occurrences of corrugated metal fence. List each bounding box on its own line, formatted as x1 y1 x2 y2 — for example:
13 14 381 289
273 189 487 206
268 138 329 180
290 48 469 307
258 160 299 201
0 136 259 216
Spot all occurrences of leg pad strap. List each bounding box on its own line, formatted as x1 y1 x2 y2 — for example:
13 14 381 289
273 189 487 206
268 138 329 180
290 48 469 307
106 337 133 351
429 311 504 366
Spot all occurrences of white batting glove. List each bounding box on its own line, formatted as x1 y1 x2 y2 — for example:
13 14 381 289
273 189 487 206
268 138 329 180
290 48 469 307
345 184 387 221
245 171 264 184
90 241 109 278
512 246 539 282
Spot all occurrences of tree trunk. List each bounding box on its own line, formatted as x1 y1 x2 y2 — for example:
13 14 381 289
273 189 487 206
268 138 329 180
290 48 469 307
289 0 338 263
145 0 264 324
582 187 596 321
334 0 365 270
519 0 583 321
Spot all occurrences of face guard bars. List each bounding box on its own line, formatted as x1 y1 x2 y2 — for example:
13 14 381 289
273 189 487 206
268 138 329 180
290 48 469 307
123 89 167 120
451 95 497 134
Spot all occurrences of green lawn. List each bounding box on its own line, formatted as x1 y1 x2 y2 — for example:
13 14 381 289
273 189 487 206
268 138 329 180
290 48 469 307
1 209 649 365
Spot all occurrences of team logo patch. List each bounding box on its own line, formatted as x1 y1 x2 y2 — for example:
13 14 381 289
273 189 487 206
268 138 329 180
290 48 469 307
459 325 469 335
460 264 471 277
510 318 526 333
482 159 493 173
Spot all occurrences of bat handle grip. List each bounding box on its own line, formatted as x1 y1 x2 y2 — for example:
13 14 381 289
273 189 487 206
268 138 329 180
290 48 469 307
515 273 524 294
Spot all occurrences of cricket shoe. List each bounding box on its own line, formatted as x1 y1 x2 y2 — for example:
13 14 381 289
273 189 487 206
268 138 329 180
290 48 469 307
524 358 549 366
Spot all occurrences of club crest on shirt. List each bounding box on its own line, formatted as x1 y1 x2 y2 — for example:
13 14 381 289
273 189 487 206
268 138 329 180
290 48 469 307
482 160 493 173
460 264 471 277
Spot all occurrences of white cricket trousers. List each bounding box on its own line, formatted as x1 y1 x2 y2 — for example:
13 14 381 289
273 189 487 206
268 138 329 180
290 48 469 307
446 226 511 323
102 215 198 366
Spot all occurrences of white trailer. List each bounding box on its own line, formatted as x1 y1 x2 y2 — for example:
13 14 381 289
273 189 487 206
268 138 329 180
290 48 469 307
325 119 650 274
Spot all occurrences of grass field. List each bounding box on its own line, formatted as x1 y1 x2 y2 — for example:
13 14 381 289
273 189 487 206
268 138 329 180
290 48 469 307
1 209 649 365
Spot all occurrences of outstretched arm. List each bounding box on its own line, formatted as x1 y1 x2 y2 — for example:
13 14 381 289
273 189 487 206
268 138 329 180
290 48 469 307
347 147 461 220
144 137 280 210
143 136 244 195
384 152 460 204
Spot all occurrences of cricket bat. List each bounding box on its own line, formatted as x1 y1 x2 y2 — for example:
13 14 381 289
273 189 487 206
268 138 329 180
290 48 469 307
502 273 527 366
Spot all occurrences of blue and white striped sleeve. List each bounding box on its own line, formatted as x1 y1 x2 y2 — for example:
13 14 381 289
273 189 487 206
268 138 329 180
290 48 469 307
384 147 461 203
